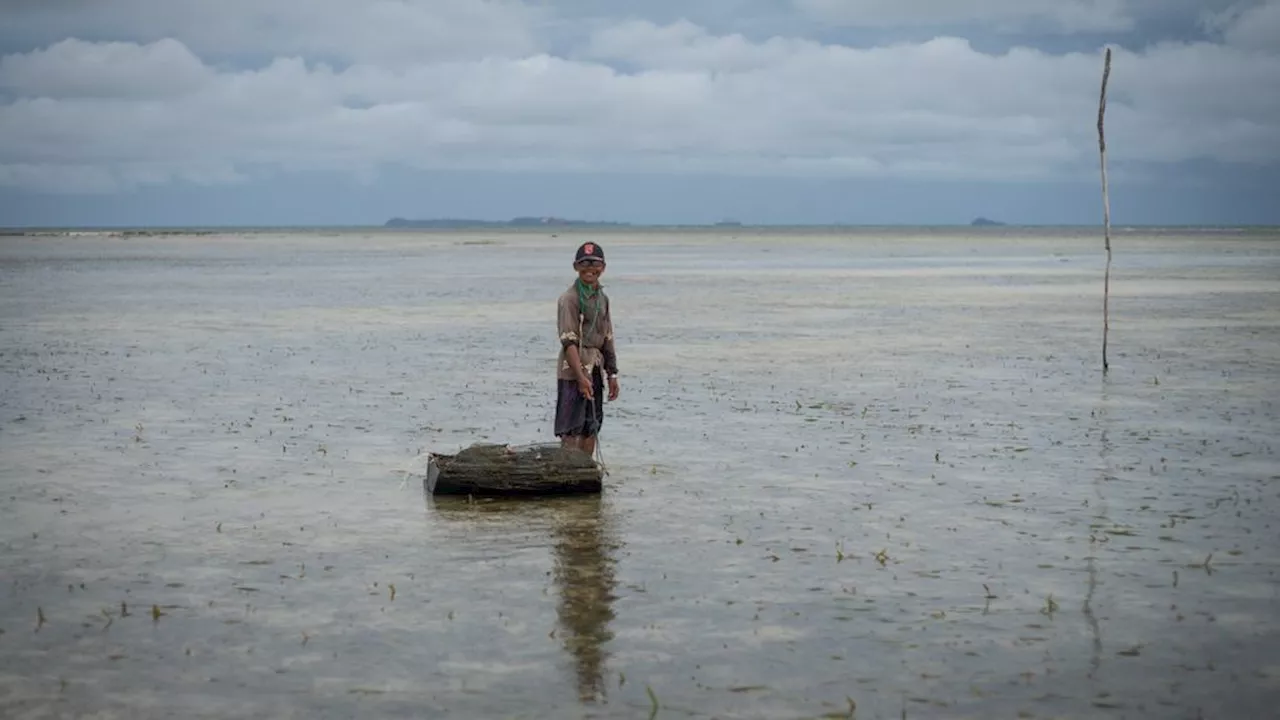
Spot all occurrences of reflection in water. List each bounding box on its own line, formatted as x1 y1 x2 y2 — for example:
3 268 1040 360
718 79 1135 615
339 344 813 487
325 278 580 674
426 494 619 704
1084 383 1114 680
549 496 619 703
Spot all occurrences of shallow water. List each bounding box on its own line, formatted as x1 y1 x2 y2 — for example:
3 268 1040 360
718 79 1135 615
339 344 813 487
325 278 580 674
2 227 1279 719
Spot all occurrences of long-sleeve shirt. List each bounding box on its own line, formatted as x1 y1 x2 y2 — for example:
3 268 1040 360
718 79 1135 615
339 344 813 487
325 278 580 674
557 282 617 380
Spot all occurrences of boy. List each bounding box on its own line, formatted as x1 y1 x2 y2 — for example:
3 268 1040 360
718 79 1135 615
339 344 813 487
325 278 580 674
555 241 620 455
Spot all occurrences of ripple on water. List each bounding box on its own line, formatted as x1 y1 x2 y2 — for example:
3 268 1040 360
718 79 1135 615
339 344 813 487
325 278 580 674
2 228 1278 719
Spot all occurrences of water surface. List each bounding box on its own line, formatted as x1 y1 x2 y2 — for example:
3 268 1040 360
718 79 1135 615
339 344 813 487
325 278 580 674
2 227 1278 718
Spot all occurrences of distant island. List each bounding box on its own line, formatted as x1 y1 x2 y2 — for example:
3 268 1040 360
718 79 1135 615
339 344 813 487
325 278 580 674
385 216 631 229
383 215 1025 229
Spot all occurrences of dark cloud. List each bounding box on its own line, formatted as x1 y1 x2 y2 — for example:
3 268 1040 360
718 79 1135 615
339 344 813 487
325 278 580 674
0 0 1275 226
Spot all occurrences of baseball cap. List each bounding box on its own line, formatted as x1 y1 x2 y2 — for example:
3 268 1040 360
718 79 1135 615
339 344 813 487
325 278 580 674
575 242 605 263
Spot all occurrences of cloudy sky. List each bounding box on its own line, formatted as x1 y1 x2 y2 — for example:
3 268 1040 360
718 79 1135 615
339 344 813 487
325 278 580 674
1 0 1277 227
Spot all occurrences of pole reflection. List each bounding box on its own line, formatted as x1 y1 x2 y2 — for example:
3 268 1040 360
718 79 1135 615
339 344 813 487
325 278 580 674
1085 382 1114 680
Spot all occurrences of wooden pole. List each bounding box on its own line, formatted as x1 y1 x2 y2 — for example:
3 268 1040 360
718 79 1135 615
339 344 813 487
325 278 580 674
1097 47 1113 373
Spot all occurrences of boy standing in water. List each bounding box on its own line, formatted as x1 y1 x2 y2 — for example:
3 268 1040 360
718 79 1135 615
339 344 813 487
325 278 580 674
555 241 620 455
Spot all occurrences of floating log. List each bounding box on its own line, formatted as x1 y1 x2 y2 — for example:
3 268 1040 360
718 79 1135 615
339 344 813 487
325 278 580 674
426 443 603 497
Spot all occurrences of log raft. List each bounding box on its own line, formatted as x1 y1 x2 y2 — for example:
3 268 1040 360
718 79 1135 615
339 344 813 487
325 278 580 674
426 443 604 497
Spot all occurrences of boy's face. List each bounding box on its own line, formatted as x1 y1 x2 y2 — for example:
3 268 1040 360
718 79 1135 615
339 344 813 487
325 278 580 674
575 258 605 286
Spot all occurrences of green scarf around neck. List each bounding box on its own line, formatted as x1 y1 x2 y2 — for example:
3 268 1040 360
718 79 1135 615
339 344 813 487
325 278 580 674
575 278 602 338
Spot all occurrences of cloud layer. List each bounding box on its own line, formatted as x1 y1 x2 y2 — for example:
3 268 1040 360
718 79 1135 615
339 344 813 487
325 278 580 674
0 0 1277 194
793 0 1134 33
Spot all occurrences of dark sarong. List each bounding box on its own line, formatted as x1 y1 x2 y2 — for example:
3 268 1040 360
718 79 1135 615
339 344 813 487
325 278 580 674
555 367 605 437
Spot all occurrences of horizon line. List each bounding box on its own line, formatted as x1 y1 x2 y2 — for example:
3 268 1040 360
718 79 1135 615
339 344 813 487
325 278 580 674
4 222 1278 232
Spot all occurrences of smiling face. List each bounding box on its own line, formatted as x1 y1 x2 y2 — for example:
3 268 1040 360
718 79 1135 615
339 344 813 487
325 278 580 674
575 258 605 286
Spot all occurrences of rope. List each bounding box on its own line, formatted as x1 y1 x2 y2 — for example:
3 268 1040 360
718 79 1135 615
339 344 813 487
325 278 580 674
396 449 434 490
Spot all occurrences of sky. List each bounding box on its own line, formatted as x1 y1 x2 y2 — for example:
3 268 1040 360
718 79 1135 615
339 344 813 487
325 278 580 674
0 0 1277 227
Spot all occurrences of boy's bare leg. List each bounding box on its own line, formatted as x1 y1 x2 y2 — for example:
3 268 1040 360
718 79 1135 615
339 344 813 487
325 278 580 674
558 435 596 456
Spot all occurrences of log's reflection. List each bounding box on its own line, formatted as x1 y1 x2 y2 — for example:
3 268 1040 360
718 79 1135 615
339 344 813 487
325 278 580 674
426 494 619 704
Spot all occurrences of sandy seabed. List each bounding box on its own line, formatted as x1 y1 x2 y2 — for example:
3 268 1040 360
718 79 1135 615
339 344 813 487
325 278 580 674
2 227 1278 719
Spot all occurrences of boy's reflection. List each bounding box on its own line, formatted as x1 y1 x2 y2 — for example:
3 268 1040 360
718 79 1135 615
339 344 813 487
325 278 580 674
548 495 618 702
427 494 619 704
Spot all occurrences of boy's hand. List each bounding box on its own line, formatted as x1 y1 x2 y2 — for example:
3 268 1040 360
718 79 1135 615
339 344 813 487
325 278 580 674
577 373 594 400
607 376 620 401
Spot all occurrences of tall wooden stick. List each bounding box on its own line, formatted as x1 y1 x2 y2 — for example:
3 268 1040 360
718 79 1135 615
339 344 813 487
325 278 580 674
1097 47 1113 374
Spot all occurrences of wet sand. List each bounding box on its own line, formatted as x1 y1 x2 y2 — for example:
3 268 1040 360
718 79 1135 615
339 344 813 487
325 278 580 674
2 227 1278 718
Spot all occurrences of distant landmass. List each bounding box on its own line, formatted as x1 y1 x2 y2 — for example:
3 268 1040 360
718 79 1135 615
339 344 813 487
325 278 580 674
385 216 631 229
384 215 1016 229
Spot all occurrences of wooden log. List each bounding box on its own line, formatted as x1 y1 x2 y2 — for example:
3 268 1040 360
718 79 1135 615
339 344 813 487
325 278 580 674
426 442 603 497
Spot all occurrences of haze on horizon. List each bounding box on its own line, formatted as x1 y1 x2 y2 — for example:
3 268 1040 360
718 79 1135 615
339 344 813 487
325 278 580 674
1 0 1278 228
